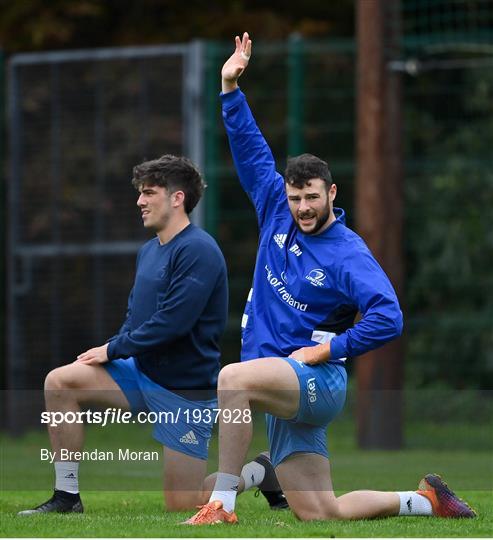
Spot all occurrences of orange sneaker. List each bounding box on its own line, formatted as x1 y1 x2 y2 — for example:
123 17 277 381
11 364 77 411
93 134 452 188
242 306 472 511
181 500 238 525
417 473 477 518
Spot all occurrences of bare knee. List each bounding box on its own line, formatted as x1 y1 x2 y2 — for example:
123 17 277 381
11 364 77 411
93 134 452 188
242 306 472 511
292 506 317 521
218 363 261 393
44 366 82 409
44 365 85 392
218 363 244 390
44 367 68 391
290 497 341 521
293 506 341 521
164 490 202 511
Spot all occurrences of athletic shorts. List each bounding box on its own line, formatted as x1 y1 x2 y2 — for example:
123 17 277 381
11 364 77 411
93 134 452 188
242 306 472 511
105 357 216 460
266 357 347 468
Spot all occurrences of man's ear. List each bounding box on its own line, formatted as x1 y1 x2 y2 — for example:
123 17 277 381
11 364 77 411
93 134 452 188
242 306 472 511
172 190 185 208
328 183 337 202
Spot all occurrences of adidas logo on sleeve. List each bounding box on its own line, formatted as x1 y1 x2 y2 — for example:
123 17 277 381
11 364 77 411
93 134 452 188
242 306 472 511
179 430 199 445
273 234 287 249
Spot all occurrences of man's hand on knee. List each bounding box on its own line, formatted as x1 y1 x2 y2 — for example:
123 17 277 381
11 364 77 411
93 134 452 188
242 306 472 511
76 343 109 365
289 343 330 365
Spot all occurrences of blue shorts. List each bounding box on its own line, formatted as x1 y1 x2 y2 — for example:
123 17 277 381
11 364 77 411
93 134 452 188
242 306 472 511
267 357 347 467
105 357 216 460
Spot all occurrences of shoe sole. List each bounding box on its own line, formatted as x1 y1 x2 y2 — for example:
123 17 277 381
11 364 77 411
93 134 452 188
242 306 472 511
181 519 238 525
17 502 83 516
17 508 83 516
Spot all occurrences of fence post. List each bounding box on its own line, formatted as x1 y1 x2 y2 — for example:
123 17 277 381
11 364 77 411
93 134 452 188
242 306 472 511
203 41 220 238
6 56 28 433
183 40 206 229
0 49 5 404
355 0 404 449
287 33 305 156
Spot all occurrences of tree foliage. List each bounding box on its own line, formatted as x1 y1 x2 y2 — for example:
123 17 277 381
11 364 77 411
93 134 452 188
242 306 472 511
0 0 354 53
405 65 493 387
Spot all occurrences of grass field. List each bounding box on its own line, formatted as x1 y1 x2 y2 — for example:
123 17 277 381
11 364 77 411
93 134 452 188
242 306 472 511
1 412 492 537
1 488 492 538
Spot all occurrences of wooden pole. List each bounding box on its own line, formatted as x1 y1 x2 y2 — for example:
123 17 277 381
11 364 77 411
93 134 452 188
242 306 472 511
355 0 404 448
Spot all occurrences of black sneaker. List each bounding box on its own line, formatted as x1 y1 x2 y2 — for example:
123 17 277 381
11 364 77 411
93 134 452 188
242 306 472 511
17 490 83 515
253 453 289 510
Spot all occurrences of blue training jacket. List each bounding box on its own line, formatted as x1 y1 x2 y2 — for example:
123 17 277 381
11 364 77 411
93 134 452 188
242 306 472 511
221 89 403 362
107 224 228 391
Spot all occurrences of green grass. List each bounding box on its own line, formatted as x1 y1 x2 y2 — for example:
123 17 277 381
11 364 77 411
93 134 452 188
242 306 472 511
1 489 492 538
1 417 492 537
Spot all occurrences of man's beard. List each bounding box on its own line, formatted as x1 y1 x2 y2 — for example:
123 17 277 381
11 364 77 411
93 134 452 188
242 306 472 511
293 206 331 235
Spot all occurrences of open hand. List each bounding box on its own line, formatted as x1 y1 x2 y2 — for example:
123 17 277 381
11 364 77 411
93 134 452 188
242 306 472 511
289 344 330 365
76 343 109 365
222 32 252 93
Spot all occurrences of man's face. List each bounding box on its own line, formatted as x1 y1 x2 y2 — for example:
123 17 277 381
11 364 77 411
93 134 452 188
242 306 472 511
136 184 172 231
285 178 336 235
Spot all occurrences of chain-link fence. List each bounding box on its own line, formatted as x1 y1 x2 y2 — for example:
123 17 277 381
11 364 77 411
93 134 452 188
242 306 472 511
398 0 493 388
5 44 206 429
202 38 357 365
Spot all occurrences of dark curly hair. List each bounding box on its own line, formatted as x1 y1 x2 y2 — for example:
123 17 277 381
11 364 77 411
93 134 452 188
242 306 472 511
284 153 333 189
132 154 206 214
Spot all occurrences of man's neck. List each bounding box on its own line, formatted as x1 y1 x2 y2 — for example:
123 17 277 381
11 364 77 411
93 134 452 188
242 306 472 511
157 214 191 245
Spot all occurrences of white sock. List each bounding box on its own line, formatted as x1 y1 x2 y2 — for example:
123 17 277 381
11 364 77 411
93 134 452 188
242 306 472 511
397 491 433 516
209 472 240 513
55 462 79 494
241 460 266 491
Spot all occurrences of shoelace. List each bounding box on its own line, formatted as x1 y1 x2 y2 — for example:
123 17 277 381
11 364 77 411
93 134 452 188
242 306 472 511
189 503 218 523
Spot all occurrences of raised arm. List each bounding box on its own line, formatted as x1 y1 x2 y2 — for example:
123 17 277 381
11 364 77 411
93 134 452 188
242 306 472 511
221 32 286 227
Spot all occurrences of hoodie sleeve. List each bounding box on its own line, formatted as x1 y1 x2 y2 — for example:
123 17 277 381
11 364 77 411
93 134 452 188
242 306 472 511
221 88 286 228
329 248 403 360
